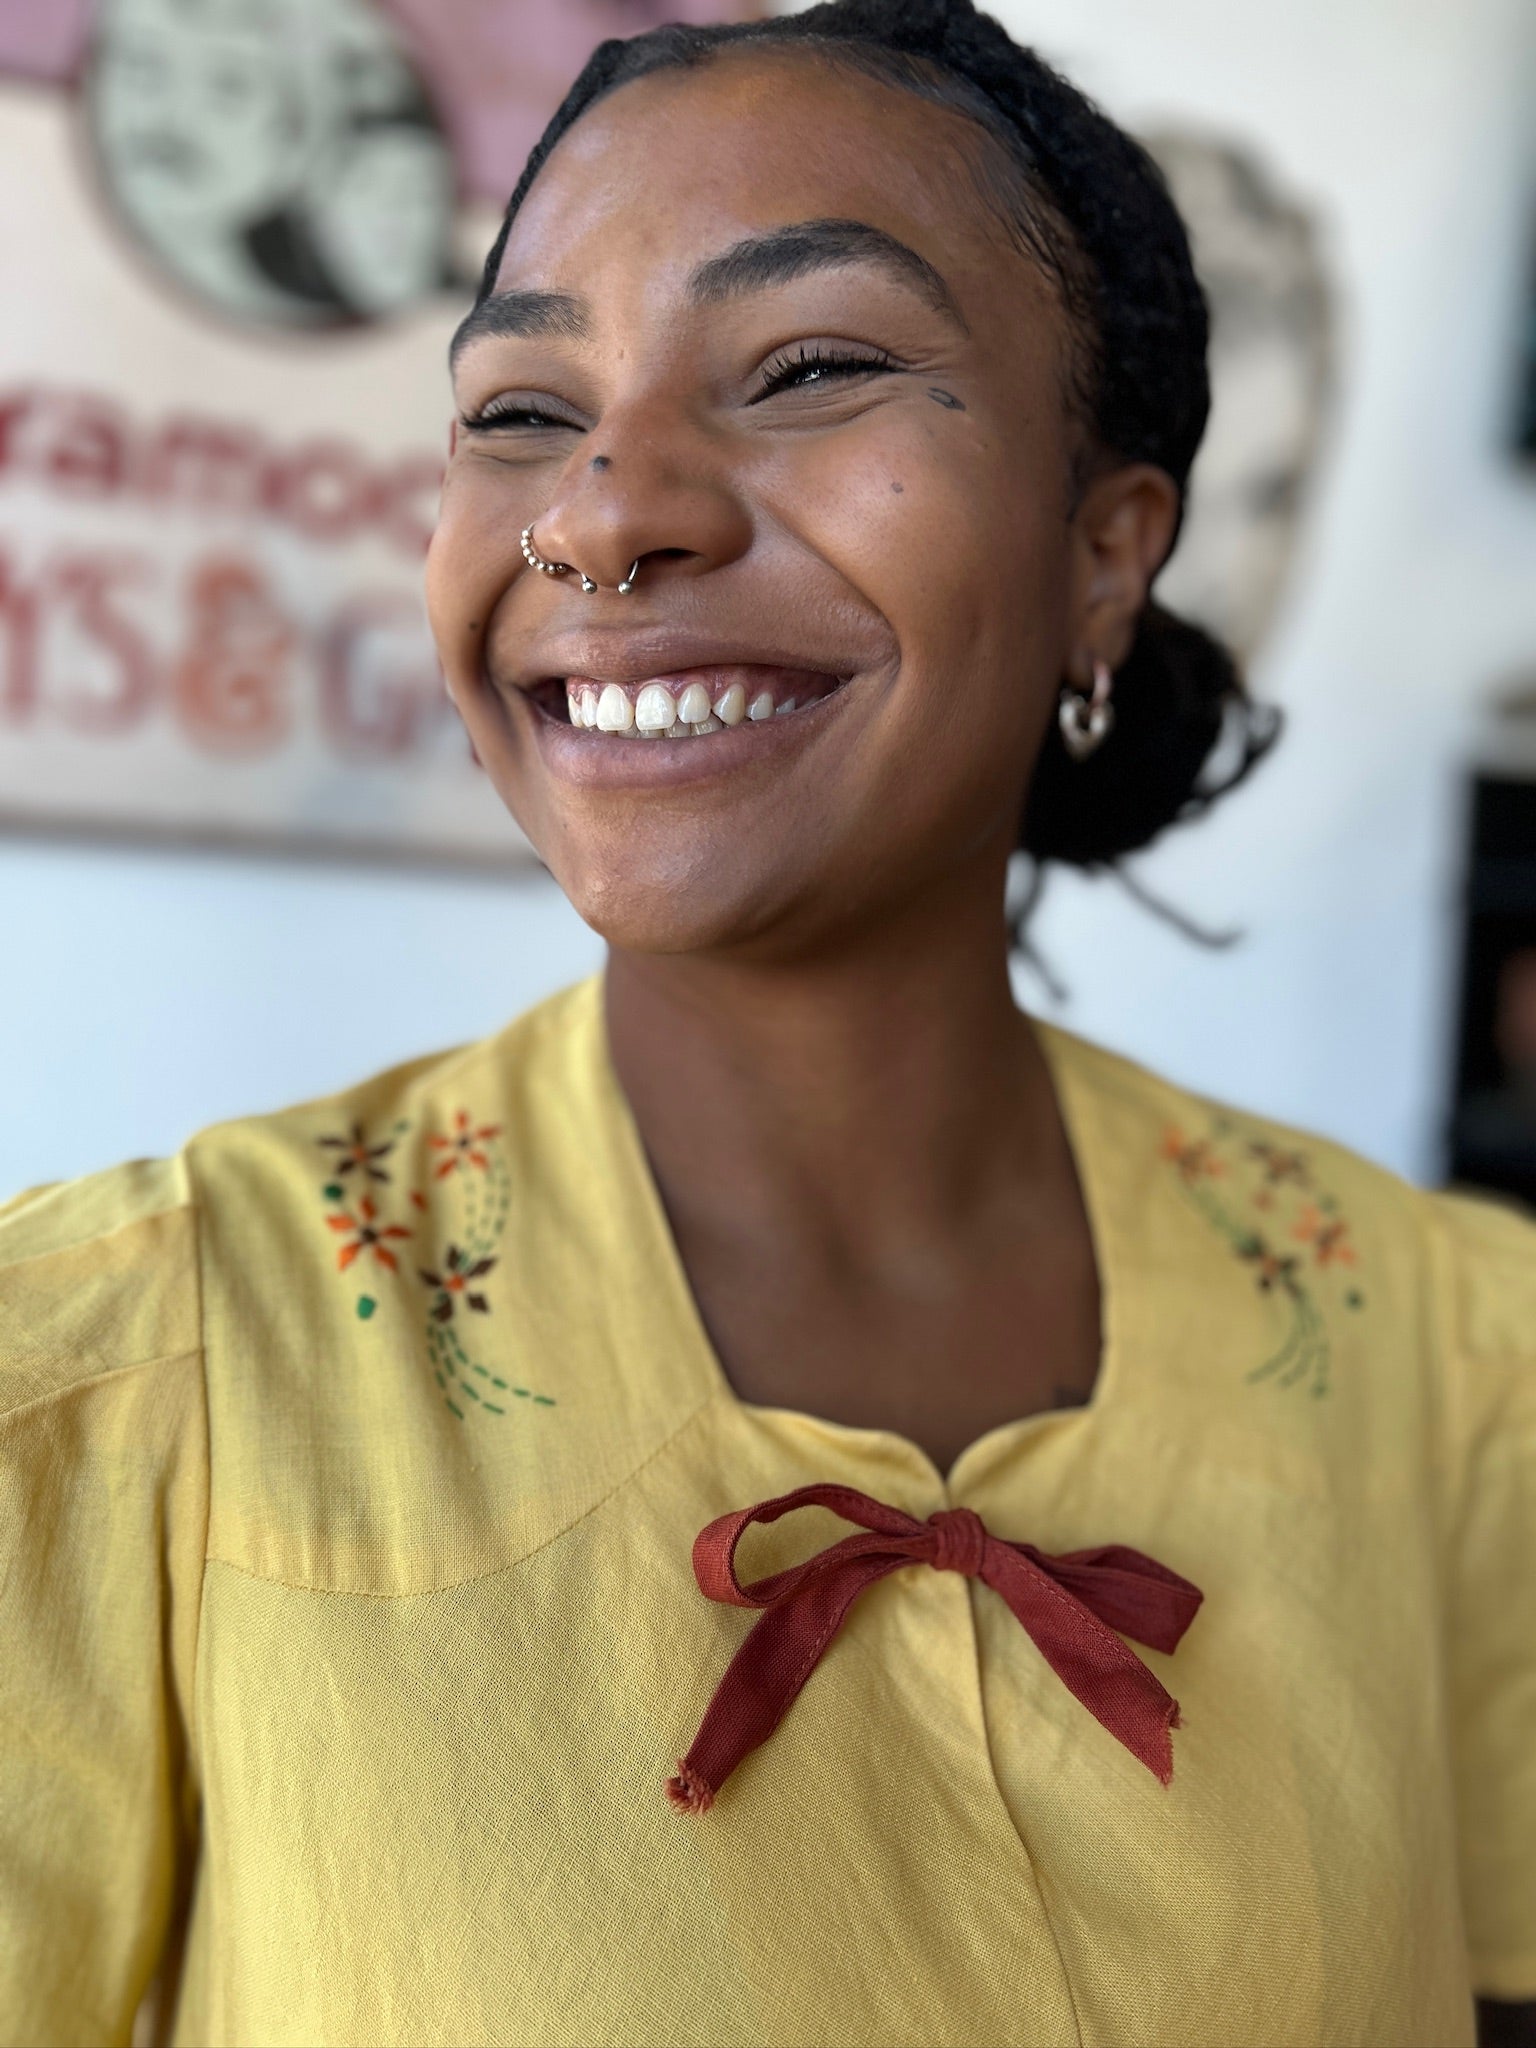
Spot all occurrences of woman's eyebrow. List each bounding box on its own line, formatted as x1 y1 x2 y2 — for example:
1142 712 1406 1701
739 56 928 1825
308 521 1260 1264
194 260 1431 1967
449 289 590 368
687 219 969 333
451 217 969 370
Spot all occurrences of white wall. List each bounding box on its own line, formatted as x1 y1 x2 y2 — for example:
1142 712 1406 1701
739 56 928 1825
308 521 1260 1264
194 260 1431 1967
989 0 1536 1178
3 0 1534 1197
0 838 602 1192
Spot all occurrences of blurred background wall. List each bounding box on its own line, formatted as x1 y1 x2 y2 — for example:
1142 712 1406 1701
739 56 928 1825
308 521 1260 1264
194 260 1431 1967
1 0 1534 1195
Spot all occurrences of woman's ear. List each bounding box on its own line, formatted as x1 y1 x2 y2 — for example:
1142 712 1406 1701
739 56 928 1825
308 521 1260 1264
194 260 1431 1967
1067 463 1182 680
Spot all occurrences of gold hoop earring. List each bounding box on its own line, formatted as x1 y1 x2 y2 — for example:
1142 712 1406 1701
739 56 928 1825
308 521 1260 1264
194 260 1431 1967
1058 659 1115 761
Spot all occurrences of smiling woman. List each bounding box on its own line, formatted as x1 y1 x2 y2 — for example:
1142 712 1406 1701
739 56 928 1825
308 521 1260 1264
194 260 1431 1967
2 4 1534 2048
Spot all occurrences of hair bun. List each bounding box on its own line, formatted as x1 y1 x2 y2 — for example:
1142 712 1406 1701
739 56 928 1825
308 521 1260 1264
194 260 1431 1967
1020 605 1280 867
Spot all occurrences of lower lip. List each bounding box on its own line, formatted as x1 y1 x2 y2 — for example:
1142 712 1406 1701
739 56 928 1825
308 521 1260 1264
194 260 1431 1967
519 676 856 791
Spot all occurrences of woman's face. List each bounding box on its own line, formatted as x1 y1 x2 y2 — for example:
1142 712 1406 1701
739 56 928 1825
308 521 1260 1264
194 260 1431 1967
429 51 1138 960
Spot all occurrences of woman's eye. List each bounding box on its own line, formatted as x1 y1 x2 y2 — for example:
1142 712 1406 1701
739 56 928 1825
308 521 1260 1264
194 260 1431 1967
753 347 898 401
459 400 580 434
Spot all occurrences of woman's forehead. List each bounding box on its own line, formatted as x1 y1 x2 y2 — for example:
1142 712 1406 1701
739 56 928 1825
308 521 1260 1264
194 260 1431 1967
493 49 1028 311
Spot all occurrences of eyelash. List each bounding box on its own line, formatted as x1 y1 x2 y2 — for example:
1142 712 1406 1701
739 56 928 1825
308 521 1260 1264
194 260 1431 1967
459 398 573 433
753 343 900 398
459 345 901 433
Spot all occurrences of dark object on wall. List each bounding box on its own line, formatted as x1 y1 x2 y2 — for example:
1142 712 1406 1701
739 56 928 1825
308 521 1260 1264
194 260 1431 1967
1446 760 1536 1206
1517 229 1536 459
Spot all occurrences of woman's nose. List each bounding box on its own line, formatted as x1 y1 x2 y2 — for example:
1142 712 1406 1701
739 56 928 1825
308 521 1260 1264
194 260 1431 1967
526 411 754 595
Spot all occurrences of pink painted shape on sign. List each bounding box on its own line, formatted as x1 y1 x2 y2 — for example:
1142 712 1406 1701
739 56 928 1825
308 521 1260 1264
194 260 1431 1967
382 0 762 207
0 0 95 82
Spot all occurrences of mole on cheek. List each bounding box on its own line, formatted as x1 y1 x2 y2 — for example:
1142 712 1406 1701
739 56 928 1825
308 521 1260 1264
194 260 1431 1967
891 481 904 494
928 388 967 412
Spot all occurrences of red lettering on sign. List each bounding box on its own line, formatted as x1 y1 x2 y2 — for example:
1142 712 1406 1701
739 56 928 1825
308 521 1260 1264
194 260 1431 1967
52 552 155 733
321 592 442 758
139 415 268 518
44 395 129 498
0 548 40 722
172 558 294 754
0 392 36 478
0 387 443 560
266 440 371 543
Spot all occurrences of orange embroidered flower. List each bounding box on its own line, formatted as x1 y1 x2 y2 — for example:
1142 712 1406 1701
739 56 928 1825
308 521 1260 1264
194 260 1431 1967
1161 1127 1223 1183
316 1122 396 1183
326 1195 410 1273
1294 1206 1357 1267
428 1110 503 1179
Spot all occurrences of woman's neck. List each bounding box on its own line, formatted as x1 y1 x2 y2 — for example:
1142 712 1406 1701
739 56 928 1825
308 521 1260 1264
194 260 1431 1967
603 863 1064 1267
602 853 1102 1467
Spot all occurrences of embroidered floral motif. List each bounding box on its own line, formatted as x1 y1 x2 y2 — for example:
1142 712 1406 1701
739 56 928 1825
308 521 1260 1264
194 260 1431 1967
317 1121 397 1183
1161 1114 1366 1396
428 1110 503 1180
325 1193 411 1273
314 1108 556 1423
419 1243 496 1321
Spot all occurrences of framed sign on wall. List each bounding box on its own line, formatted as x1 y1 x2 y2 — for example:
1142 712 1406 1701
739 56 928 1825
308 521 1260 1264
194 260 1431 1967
0 0 759 867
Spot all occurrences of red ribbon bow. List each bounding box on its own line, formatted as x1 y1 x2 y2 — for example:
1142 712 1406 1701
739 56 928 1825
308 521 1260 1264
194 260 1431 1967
666 1482 1203 1813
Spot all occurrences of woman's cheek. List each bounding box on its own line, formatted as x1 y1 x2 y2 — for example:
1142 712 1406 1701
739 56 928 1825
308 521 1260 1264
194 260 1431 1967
425 470 520 698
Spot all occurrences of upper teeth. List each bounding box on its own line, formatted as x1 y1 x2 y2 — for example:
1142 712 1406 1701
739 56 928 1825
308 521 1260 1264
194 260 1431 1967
595 683 633 731
567 678 803 736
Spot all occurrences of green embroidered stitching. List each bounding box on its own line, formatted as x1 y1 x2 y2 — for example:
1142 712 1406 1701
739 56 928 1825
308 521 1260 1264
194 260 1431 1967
414 1107 557 1423
1161 1114 1366 1397
315 1108 558 1423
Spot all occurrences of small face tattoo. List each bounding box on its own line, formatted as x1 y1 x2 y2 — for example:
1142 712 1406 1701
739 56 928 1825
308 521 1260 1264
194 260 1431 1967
927 388 966 411
590 454 612 472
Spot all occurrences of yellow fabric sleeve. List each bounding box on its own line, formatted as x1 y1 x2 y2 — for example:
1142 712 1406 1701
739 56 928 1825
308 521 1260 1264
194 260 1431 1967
0 1158 207 2048
1427 1187 1536 2001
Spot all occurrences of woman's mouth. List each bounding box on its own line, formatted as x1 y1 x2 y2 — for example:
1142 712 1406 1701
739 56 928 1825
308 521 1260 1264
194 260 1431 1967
529 665 849 739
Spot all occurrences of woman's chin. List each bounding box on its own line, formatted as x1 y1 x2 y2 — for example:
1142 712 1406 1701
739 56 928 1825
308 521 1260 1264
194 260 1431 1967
550 849 804 960
554 867 754 958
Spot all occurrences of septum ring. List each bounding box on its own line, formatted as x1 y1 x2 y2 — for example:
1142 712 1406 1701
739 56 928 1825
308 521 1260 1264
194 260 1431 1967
521 524 640 596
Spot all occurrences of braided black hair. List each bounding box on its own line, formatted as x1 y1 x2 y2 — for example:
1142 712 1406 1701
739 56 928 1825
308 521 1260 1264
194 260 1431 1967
475 0 1279 878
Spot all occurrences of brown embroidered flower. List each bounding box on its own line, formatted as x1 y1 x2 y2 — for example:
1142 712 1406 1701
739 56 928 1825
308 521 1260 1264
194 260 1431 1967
317 1122 396 1183
1294 1206 1357 1267
418 1243 496 1321
428 1109 503 1180
326 1195 411 1273
1237 1234 1303 1297
1248 1140 1311 1188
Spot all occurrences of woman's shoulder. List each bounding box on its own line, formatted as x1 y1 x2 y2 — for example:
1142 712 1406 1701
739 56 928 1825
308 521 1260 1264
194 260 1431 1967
1037 1012 1431 1222
0 975 606 1439
1037 1015 1536 1381
182 972 603 1190
0 1153 200 1423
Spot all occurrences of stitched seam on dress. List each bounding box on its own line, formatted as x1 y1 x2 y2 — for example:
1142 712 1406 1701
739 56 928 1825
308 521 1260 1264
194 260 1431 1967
959 1576 1087 2048
0 1193 193 1276
203 1388 723 1597
0 1345 204 1429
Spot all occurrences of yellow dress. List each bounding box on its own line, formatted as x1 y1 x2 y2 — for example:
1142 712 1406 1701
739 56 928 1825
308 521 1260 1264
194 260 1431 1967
1 976 1532 2048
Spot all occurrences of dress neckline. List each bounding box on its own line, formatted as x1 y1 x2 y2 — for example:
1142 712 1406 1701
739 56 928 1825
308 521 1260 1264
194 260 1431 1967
594 988 1129 1499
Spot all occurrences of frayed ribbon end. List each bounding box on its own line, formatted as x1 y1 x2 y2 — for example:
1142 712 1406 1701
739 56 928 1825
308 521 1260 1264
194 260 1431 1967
664 1761 715 1814
1150 1697 1184 1788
